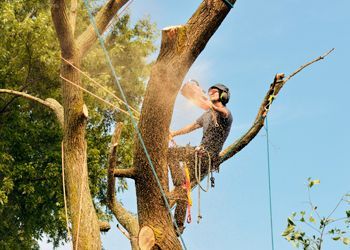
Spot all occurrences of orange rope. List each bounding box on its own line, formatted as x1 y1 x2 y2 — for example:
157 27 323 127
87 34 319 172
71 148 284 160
59 75 139 120
60 56 140 116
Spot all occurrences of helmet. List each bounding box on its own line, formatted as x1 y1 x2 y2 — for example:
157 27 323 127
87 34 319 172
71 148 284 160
208 83 230 105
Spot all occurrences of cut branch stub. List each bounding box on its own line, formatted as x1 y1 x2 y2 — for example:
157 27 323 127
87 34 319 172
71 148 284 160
138 226 156 250
99 221 111 232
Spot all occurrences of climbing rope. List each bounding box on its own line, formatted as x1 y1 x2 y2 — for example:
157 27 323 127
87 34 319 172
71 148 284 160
221 0 235 9
82 1 187 248
60 57 140 116
75 146 87 250
264 117 275 250
105 0 134 33
194 148 212 223
194 149 211 192
59 75 139 120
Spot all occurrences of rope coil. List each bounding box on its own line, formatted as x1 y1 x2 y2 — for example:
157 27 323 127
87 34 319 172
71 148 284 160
194 148 212 224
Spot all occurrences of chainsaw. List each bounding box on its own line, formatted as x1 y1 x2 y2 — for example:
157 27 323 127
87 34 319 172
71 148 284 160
180 79 212 110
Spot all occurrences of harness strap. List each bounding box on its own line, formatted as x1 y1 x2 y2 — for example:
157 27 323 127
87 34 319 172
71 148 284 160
182 163 192 224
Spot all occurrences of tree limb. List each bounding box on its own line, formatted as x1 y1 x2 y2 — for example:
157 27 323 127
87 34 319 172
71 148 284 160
157 0 236 65
51 0 75 57
77 0 129 57
107 123 139 238
219 48 335 163
0 89 64 127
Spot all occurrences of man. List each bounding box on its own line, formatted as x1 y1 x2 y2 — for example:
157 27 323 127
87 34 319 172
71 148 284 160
168 83 233 234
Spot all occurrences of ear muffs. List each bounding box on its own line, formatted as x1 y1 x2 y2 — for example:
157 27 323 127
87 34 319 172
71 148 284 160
220 91 228 104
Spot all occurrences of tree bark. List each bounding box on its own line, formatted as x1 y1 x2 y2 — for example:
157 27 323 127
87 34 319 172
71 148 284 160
133 0 236 248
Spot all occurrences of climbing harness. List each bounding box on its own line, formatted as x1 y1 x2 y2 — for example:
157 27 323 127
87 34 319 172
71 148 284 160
194 147 214 223
82 1 187 248
182 163 192 224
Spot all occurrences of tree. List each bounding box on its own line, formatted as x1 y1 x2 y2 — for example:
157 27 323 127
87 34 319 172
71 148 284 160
282 179 350 250
0 0 333 249
0 0 156 248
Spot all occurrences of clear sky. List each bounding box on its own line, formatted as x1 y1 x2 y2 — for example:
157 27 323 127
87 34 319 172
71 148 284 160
41 0 350 249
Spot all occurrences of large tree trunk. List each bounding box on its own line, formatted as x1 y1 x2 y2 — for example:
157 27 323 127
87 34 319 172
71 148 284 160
61 54 102 249
134 1 235 248
134 61 186 249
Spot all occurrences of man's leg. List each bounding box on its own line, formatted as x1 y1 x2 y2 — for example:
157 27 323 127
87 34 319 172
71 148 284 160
168 147 195 234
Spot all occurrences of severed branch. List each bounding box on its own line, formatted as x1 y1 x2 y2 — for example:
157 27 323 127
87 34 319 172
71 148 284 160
220 48 335 163
0 89 64 128
77 0 129 57
107 123 139 240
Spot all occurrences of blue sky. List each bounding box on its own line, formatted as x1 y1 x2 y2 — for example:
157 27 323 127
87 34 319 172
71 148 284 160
41 0 350 249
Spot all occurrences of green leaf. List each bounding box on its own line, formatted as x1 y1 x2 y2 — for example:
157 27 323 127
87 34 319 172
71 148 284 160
333 237 341 241
309 216 316 223
346 210 350 218
282 224 295 237
308 179 320 188
288 217 296 226
343 237 350 245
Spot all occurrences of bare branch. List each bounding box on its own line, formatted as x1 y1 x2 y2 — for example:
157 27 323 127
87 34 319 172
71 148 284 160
77 0 129 57
99 221 111 232
219 48 335 163
107 123 139 237
285 48 335 82
0 89 64 127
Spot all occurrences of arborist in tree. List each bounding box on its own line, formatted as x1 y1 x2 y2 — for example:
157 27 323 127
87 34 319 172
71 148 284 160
168 82 233 235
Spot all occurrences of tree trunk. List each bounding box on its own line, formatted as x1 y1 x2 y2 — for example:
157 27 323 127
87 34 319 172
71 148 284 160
61 54 101 249
134 62 185 249
134 1 235 248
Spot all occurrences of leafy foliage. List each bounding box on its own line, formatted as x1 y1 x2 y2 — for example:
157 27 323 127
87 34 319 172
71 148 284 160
0 0 157 248
282 179 350 250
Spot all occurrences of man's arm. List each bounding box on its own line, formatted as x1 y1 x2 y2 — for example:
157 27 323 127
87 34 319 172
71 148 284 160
170 122 201 138
211 104 229 118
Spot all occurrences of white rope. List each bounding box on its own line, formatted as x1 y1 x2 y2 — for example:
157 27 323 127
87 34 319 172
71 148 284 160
194 149 212 223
